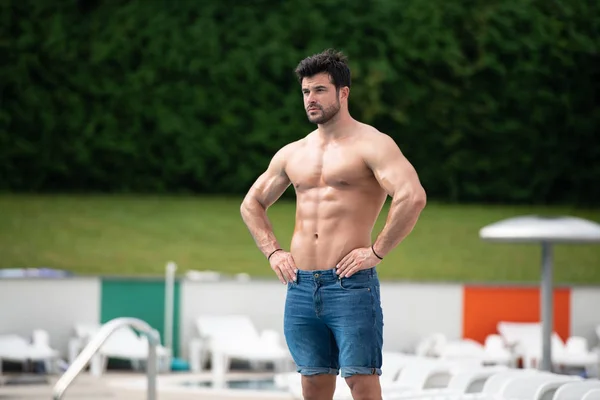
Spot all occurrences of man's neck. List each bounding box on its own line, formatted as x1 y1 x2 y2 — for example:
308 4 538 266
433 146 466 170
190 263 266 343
317 112 356 140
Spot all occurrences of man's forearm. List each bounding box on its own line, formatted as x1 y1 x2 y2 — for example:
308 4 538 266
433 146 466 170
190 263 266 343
372 193 426 258
240 199 282 258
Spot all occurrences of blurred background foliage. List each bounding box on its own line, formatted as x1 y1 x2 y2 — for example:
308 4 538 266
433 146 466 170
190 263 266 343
1 0 598 205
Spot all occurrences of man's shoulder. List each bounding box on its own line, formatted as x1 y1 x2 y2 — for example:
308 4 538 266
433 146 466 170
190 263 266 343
275 132 313 156
356 123 397 147
271 135 309 164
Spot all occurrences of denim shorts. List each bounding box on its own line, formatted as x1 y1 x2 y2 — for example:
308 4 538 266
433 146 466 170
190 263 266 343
283 267 383 378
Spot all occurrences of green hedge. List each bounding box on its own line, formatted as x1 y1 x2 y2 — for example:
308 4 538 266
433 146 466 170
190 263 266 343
1 0 598 204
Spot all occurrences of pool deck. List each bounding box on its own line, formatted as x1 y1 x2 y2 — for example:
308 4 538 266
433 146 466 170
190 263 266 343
0 371 295 400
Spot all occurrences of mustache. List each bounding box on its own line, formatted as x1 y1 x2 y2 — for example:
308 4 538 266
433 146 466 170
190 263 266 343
307 104 322 111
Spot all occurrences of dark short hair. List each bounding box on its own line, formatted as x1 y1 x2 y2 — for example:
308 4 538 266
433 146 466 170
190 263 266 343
294 48 351 89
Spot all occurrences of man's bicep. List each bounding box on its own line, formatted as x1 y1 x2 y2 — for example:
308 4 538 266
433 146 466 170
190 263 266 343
368 135 424 197
246 158 291 209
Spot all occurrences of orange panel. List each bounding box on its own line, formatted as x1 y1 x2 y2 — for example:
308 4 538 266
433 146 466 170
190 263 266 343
463 286 571 344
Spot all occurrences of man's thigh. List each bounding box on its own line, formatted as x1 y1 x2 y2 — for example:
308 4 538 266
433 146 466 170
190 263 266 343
284 278 340 376
322 268 384 378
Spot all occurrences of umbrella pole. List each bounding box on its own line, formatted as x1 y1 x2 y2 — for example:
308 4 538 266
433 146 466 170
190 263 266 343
540 241 553 372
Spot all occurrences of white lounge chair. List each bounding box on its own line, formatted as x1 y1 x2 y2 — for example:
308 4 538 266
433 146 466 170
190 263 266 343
190 314 292 379
483 334 518 367
498 321 599 375
414 333 447 358
553 380 600 400
88 325 171 376
583 388 600 400
417 333 515 368
555 336 599 377
383 365 510 399
0 331 60 376
501 373 580 400
475 368 543 395
346 354 451 399
381 352 430 383
283 354 508 400
342 357 495 400
441 365 509 393
383 370 561 400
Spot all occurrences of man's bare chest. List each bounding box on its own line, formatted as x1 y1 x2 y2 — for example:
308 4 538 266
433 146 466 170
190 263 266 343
285 147 372 191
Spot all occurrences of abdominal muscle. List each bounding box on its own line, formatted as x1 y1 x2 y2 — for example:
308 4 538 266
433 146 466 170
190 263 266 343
289 186 387 270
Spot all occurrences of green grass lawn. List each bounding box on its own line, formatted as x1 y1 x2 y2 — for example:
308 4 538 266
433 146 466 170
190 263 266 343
0 194 599 284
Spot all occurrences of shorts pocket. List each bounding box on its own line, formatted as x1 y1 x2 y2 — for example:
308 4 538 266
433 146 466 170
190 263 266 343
338 274 372 291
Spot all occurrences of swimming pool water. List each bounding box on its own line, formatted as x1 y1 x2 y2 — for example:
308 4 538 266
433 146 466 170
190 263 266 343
178 378 285 392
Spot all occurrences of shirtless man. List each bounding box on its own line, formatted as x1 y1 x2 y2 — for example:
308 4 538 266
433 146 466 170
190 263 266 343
240 49 427 400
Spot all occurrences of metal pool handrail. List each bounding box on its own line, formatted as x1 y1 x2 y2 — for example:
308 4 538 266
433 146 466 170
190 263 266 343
52 317 159 400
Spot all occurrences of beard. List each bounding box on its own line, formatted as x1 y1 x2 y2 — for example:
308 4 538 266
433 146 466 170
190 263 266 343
306 100 341 125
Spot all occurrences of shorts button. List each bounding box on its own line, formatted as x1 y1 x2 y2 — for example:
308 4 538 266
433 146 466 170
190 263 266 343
314 273 319 278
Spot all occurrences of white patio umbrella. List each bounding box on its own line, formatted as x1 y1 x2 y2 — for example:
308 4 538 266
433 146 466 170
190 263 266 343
479 215 600 371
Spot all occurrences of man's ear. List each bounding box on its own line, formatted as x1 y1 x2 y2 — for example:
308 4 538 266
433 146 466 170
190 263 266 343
340 86 350 101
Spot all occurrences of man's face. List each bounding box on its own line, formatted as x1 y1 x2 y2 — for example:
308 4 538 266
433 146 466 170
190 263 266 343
301 72 341 125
